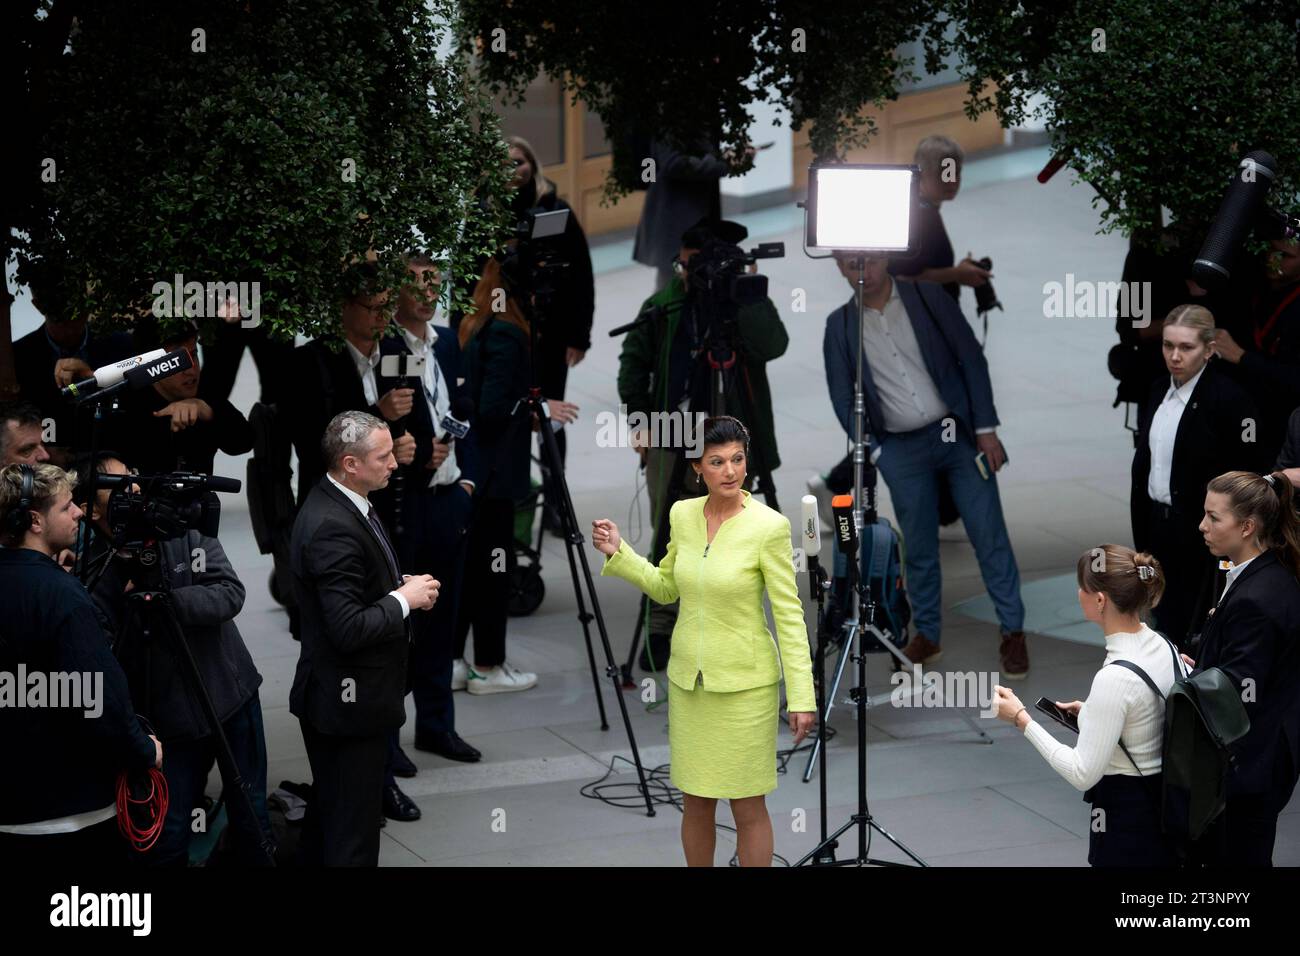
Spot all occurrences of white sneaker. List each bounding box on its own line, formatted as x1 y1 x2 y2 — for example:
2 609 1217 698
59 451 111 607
466 661 538 695
451 658 468 691
806 474 834 536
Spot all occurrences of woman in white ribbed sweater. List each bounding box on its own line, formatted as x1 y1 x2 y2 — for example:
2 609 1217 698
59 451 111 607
993 544 1184 866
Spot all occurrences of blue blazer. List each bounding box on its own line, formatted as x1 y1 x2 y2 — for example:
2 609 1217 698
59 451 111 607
822 278 998 455
377 327 482 489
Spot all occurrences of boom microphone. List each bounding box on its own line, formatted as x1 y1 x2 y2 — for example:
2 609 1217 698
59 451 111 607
60 349 167 399
1193 150 1277 290
1036 152 1069 184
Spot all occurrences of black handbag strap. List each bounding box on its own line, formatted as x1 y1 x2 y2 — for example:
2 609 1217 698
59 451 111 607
1106 637 1185 775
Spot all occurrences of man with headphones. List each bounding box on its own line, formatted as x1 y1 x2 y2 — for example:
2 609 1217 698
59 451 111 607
0 463 162 866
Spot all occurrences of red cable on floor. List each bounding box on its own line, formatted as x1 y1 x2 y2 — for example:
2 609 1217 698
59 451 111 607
116 769 169 852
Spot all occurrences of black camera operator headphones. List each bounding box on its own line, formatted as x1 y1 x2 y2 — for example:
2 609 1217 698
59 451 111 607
3 464 36 537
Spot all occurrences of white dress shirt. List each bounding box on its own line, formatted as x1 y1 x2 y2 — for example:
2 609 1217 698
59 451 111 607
859 283 949 433
397 321 468 490
326 473 410 618
345 339 381 407
1146 365 1204 505
1022 624 1181 790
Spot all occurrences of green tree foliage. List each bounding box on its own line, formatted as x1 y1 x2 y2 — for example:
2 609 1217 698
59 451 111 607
457 1 943 199
929 0 1300 244
13 0 513 342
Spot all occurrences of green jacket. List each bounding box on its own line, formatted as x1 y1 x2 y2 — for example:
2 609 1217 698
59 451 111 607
601 490 815 710
617 277 788 472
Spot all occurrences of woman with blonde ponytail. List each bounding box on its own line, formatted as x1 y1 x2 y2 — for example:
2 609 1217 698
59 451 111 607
1192 470 1300 865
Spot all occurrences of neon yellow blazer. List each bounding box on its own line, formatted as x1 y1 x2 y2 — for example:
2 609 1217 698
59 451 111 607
601 490 816 711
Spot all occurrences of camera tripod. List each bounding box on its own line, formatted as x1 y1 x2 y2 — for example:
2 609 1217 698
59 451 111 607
482 263 657 817
110 537 277 865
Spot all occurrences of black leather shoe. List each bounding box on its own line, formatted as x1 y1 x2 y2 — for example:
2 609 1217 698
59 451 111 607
391 745 418 778
414 731 482 763
382 783 421 822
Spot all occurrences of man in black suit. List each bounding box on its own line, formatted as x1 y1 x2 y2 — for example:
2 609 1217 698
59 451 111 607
286 294 422 814
289 410 440 866
13 287 134 464
287 294 416 503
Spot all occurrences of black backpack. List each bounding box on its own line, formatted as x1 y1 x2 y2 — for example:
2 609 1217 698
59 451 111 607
1109 637 1251 843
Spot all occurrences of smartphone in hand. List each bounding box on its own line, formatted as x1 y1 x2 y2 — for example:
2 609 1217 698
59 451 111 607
1034 696 1079 733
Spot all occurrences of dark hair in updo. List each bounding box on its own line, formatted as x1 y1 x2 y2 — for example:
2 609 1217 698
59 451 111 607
700 415 750 455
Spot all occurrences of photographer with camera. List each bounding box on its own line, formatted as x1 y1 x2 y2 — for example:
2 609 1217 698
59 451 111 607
506 137 595 536
0 463 162 866
79 451 273 866
888 135 992 301
455 249 578 695
617 217 789 670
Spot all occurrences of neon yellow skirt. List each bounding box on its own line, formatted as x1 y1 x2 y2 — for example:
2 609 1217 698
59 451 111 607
668 677 779 799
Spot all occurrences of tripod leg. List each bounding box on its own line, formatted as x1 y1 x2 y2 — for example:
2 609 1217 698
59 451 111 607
802 623 856 782
145 594 276 865
533 406 656 816
560 526 609 731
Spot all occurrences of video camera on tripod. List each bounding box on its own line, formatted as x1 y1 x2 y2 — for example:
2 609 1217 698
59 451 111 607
96 470 240 554
682 236 786 309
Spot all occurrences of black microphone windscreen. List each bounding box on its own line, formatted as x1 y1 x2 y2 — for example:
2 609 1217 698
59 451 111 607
1193 150 1277 289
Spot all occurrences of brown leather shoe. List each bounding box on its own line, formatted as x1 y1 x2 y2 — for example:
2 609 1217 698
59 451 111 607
1000 630 1029 680
902 632 942 665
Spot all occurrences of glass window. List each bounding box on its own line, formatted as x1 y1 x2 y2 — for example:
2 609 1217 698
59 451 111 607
583 105 611 159
499 73 565 167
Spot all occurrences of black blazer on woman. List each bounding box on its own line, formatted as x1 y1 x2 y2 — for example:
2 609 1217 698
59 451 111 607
1131 361 1265 550
462 318 532 502
1193 549 1300 798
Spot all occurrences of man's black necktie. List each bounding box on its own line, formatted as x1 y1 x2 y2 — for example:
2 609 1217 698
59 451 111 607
366 504 402 588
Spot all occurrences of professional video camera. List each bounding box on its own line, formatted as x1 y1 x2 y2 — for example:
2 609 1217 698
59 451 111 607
97 471 241 552
684 236 785 309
